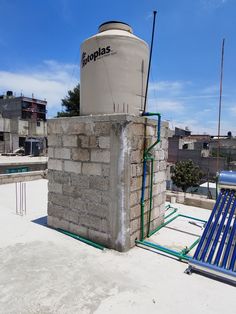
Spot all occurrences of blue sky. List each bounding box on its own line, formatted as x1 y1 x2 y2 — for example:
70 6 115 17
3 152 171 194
0 0 235 135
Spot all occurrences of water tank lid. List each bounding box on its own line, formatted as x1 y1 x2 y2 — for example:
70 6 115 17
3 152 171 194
98 21 133 34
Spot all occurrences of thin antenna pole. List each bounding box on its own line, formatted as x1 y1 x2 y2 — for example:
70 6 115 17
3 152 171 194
217 38 225 172
143 10 157 114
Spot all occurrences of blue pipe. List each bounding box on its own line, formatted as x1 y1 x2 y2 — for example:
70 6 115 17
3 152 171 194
140 112 161 240
207 190 234 264
222 211 236 268
199 189 229 262
194 189 224 259
229 236 236 271
214 194 236 266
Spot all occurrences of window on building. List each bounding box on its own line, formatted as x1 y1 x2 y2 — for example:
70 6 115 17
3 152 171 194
0 132 4 141
203 142 209 149
19 137 26 147
37 121 41 127
183 143 188 150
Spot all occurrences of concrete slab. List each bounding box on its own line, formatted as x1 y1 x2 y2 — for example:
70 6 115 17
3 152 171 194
0 156 48 165
0 181 235 313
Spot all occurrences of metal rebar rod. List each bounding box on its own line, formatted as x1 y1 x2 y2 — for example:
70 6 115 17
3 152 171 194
143 11 157 113
217 38 225 172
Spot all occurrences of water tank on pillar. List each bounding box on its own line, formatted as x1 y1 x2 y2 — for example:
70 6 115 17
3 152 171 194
80 21 149 116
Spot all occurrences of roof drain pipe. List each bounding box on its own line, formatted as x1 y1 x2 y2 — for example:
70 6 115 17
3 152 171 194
139 11 160 240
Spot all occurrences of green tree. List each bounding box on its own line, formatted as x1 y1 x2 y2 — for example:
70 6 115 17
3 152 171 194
57 83 80 117
171 160 203 192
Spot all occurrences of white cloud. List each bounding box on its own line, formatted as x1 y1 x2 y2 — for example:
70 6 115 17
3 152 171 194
0 60 79 115
201 0 228 9
148 98 184 113
149 80 186 93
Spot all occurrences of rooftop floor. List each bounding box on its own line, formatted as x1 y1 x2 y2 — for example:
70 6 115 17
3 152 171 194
0 180 235 313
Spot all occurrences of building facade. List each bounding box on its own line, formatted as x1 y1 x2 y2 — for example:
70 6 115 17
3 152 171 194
0 91 47 154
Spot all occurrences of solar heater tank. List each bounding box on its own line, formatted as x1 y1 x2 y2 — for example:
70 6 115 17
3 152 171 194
80 21 149 116
218 170 236 190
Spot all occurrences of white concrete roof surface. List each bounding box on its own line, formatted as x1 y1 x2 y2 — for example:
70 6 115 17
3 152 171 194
0 180 235 314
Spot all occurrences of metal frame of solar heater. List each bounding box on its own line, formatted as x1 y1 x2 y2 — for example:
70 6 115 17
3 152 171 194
187 182 236 285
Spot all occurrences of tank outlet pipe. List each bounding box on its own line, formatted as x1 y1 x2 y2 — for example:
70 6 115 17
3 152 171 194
140 112 161 240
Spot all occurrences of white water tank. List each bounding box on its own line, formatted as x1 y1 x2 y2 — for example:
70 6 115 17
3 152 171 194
80 21 149 116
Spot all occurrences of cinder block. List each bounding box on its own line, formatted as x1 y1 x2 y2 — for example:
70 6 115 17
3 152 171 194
71 174 90 188
81 189 102 203
130 192 139 207
88 229 109 244
78 135 89 148
102 164 110 177
130 204 140 220
82 162 102 176
89 136 99 148
94 122 111 135
48 182 62 194
154 171 166 184
101 191 110 205
72 148 89 161
129 123 144 136
70 197 86 211
131 150 142 163
80 214 104 231
48 159 63 171
87 201 108 218
130 217 140 234
63 135 78 147
49 192 70 208
69 223 88 238
63 209 79 224
64 160 81 173
131 164 137 177
130 137 143 150
53 170 71 184
47 121 63 135
155 150 165 161
54 148 71 160
130 176 142 192
91 149 110 163
47 215 70 230
98 136 110 149
161 139 168 150
62 120 86 135
48 147 54 158
146 126 155 137
48 202 64 218
89 176 109 191
130 230 140 247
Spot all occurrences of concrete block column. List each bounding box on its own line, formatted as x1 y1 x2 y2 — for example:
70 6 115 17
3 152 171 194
47 114 168 252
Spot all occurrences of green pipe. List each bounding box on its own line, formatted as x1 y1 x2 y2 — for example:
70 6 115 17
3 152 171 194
165 208 178 220
140 112 161 240
181 237 200 255
148 213 180 237
57 228 105 250
136 240 190 261
147 213 207 238
141 202 145 241
147 158 154 235
178 214 207 224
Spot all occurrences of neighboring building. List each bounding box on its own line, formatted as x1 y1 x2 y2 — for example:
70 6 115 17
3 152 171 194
0 91 47 121
167 128 227 181
0 91 47 154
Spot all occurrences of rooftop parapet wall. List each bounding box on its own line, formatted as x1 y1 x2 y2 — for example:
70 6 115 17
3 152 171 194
47 114 168 252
